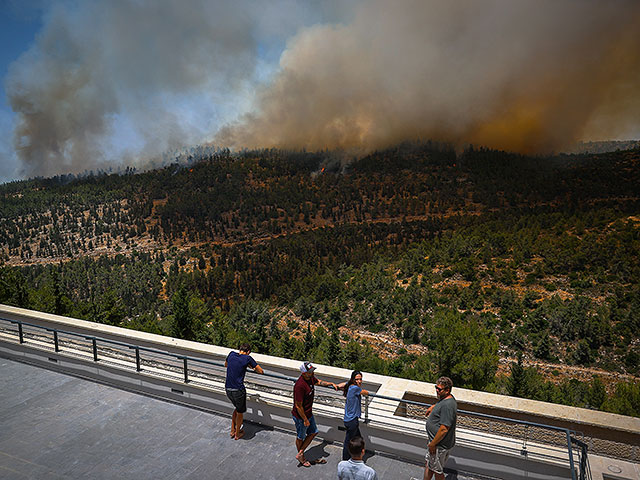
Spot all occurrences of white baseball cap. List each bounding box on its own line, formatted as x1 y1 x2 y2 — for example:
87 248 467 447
300 361 317 373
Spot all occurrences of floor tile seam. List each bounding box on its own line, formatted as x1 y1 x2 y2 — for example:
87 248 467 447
0 450 68 480
0 377 82 421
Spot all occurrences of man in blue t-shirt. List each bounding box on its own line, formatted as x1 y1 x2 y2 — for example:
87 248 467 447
225 343 263 440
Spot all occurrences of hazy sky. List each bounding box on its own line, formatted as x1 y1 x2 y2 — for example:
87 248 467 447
1 0 639 183
0 0 44 182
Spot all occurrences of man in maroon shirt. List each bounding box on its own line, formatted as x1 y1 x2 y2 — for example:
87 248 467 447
292 361 337 467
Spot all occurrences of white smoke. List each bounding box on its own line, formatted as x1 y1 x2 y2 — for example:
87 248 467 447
6 0 350 178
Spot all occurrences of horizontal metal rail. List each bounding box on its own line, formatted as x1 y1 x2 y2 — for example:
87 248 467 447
369 390 587 435
0 316 588 479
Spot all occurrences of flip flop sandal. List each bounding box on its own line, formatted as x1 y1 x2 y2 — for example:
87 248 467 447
310 459 327 465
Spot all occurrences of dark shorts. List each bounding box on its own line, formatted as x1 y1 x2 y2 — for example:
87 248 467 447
226 388 247 413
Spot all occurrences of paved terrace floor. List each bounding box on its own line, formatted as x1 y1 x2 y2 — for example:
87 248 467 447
0 357 476 480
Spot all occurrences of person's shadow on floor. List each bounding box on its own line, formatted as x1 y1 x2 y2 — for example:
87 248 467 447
363 450 376 462
411 470 458 480
237 421 272 440
304 440 331 465
443 468 458 479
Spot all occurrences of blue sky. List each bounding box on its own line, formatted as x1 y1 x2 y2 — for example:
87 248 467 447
0 2 43 108
0 1 45 182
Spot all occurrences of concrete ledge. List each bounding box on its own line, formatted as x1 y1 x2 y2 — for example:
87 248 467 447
0 304 386 387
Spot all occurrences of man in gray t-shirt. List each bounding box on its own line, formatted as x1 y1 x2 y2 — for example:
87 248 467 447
424 376 457 480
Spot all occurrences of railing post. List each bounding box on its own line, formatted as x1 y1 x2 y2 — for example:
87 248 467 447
521 424 529 456
54 330 59 352
18 322 24 343
579 443 587 480
135 347 141 372
183 357 189 383
571 435 590 480
364 395 369 424
92 338 98 362
567 430 577 480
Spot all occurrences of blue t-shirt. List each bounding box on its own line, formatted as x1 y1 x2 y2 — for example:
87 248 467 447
225 351 257 390
344 385 362 422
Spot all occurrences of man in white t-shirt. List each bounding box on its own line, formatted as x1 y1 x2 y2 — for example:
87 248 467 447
337 437 377 480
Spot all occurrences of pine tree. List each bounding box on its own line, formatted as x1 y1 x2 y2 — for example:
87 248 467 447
508 352 526 398
327 332 341 367
171 284 194 340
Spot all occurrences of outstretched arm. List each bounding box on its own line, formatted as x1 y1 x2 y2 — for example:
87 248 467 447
317 378 338 390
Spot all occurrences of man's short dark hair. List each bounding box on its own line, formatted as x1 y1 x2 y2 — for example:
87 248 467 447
348 436 365 457
239 343 251 353
437 376 453 391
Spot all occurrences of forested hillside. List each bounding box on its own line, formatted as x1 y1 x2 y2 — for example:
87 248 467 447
1 142 639 417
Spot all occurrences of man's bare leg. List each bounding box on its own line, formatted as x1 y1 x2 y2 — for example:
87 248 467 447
424 466 444 480
230 410 237 437
295 432 317 463
235 412 244 439
424 464 433 480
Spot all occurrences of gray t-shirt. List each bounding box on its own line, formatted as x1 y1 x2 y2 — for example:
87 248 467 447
337 459 378 480
425 395 457 450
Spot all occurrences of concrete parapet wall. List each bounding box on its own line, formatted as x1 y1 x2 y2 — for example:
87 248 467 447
1 304 639 480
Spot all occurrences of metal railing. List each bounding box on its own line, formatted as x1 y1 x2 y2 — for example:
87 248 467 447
361 391 592 479
0 317 590 480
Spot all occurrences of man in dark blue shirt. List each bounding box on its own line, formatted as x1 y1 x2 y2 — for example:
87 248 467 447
225 343 263 440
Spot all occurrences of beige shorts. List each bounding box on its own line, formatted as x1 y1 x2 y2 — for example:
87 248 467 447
425 446 451 475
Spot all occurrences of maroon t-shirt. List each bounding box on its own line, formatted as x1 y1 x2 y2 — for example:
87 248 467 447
292 375 319 419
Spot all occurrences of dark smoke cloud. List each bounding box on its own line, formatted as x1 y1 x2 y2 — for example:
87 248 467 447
218 0 640 154
6 1 640 180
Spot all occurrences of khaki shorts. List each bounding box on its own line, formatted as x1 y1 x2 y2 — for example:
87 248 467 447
425 446 451 475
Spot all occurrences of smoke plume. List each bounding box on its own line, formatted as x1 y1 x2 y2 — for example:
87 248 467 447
6 0 640 179
218 0 640 154
6 0 330 178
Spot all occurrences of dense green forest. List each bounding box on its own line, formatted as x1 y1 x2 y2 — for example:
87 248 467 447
0 142 638 417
